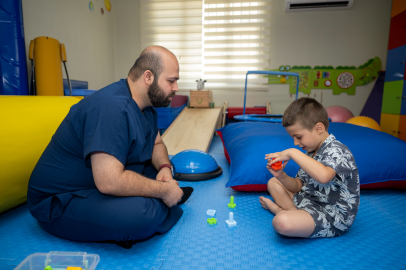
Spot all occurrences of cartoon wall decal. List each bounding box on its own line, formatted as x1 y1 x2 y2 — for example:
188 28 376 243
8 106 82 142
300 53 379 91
267 57 382 95
105 0 111 11
89 1 94 12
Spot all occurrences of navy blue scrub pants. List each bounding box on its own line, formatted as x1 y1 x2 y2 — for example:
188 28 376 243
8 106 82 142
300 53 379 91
38 164 183 242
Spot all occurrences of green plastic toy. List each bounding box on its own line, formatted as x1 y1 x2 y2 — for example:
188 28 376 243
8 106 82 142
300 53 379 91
43 266 53 270
228 196 236 208
207 218 217 225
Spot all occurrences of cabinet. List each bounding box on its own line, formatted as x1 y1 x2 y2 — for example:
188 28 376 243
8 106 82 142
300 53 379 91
399 115 406 141
189 90 213 108
381 113 400 137
381 1 406 142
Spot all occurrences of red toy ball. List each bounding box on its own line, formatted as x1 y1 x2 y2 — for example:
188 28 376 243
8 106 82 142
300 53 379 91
326 106 354 123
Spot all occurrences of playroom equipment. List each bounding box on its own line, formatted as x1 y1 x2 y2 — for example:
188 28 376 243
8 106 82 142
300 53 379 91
225 212 237 227
156 95 188 132
270 158 282 171
207 218 217 225
206 209 216 216
360 71 385 124
171 149 223 181
346 116 381 131
28 36 72 96
217 122 406 191
379 1 406 142
189 90 214 108
326 105 354 122
227 196 236 209
233 70 300 123
196 79 207 90
162 107 223 155
0 96 79 214
267 58 382 95
15 251 99 270
0 0 29 95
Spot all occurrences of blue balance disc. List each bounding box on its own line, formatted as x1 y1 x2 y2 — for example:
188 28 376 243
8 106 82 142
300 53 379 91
171 149 223 181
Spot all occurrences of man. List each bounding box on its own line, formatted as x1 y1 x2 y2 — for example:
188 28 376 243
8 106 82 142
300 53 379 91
27 46 192 248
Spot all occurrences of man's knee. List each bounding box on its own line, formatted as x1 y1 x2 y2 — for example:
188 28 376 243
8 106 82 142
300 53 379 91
120 198 167 230
272 212 293 235
119 198 182 238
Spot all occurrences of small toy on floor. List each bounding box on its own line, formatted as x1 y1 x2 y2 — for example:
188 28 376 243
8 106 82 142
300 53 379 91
228 196 236 208
207 218 217 225
206 209 216 216
226 212 237 227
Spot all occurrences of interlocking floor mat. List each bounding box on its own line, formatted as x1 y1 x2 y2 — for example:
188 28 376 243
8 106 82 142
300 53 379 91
1 136 405 269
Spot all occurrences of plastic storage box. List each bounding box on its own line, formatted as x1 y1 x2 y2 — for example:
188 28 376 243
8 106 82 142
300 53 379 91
15 251 100 270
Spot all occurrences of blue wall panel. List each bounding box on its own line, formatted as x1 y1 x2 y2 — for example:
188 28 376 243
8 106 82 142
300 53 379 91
0 0 29 95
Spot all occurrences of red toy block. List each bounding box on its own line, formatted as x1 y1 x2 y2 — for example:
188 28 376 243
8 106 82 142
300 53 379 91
270 158 282 171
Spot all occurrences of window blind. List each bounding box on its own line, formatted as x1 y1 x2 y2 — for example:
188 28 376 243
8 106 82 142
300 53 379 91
140 0 203 90
140 0 271 91
203 0 271 91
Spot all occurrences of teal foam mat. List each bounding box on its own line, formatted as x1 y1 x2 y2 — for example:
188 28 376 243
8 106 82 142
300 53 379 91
1 136 406 269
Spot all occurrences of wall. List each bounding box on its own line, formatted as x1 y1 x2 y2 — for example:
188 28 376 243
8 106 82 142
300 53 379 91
22 0 392 116
262 0 392 115
113 0 141 80
205 0 392 115
113 0 391 116
22 0 116 90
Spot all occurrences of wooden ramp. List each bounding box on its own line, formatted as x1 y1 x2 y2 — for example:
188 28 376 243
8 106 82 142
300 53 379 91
162 107 222 155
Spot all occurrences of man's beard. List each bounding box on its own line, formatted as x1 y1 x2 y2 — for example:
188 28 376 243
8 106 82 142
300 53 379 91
147 79 174 108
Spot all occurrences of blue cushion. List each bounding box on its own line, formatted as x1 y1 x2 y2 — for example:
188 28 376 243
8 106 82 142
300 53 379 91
218 122 406 191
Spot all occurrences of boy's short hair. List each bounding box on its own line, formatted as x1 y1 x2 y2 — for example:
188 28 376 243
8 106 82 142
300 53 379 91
282 97 329 130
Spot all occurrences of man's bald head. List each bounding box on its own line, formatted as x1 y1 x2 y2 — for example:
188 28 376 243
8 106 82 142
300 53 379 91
128 46 176 82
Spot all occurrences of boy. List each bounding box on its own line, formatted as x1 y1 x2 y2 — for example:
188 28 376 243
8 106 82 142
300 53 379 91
259 97 359 238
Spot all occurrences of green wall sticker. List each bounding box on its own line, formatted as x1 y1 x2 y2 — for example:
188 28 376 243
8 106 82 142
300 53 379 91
267 57 382 95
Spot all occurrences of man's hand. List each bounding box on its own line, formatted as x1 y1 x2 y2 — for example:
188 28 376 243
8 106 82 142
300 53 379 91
156 167 173 182
162 180 183 207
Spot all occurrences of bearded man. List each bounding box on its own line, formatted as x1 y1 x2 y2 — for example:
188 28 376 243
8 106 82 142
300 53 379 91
27 46 192 248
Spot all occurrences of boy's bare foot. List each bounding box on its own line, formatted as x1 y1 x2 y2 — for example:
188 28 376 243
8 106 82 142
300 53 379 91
259 196 283 215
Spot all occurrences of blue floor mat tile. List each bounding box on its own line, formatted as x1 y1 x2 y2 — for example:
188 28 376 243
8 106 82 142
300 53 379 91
1 136 406 269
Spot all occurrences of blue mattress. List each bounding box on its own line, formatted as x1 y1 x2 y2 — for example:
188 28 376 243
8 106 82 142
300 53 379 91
1 136 405 269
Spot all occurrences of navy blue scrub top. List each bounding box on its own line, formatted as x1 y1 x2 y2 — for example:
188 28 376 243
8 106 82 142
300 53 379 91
27 79 159 222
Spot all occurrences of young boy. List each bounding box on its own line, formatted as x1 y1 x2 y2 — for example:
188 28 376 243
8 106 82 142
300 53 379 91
259 97 359 238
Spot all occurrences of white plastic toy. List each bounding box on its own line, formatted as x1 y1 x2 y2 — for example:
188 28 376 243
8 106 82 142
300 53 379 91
206 209 216 216
225 212 237 227
196 79 207 91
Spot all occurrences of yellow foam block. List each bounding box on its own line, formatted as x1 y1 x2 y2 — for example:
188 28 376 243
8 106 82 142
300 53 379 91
66 267 83 270
0 96 79 213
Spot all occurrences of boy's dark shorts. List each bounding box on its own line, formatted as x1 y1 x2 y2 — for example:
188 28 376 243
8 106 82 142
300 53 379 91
297 202 350 238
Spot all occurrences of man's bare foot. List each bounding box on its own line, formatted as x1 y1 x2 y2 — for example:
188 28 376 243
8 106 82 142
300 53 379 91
259 196 283 215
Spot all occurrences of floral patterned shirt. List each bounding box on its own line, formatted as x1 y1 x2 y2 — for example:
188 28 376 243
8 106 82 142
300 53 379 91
293 134 360 236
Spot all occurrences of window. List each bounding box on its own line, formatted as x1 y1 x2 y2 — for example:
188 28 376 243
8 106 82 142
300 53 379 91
140 0 271 91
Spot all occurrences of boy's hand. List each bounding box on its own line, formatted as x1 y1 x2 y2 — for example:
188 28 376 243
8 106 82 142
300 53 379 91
266 158 288 177
265 149 292 163
265 150 292 177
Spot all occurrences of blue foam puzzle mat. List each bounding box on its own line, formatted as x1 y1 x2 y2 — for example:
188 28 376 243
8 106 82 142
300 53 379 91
1 136 406 269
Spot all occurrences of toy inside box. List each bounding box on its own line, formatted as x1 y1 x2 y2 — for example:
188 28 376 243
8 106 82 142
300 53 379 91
189 90 213 108
15 251 100 270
